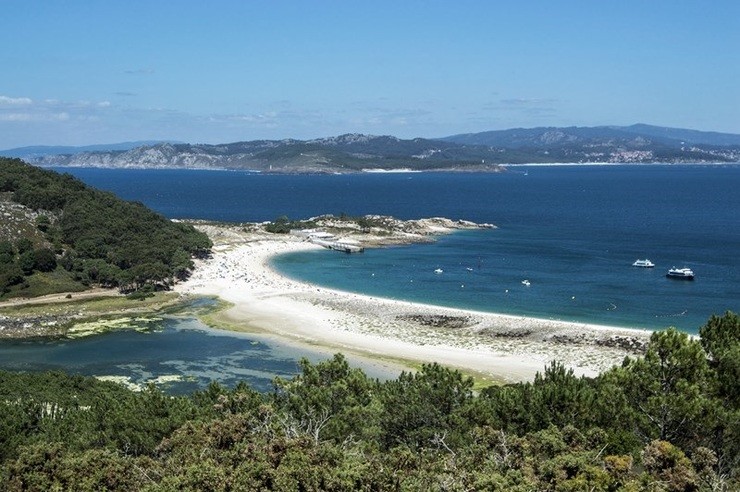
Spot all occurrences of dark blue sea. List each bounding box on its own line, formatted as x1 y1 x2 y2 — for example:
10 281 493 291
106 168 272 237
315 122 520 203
56 164 739 334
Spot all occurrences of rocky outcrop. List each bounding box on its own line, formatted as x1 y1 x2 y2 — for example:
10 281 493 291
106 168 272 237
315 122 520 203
295 215 495 247
0 195 52 245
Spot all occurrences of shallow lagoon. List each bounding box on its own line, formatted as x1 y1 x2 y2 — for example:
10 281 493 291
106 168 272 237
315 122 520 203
0 313 398 394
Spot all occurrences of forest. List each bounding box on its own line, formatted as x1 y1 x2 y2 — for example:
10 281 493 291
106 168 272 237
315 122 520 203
0 158 211 297
0 312 737 491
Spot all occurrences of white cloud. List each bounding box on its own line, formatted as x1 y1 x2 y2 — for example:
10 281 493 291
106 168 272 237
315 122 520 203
124 68 155 75
0 96 33 105
0 113 32 121
0 95 111 122
0 112 69 122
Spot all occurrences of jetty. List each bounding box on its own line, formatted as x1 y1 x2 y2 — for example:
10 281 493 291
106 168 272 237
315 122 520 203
291 229 365 254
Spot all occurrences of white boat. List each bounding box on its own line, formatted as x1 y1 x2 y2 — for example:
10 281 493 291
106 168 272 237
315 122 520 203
434 268 443 274
521 279 531 286
666 267 695 280
632 259 655 268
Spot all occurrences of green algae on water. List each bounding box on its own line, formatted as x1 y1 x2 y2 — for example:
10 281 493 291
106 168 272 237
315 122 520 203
66 316 164 338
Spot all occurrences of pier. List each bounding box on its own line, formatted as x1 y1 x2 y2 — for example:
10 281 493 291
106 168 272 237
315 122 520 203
291 229 365 254
311 239 365 254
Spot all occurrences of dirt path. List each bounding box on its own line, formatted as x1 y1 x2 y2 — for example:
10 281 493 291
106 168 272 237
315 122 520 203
0 288 121 309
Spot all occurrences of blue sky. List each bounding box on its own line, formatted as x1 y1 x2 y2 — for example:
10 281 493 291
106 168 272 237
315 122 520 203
1 1 738 148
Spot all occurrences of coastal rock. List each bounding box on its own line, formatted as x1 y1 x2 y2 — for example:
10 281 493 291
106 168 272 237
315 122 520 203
595 335 647 354
396 314 476 329
486 328 534 338
279 214 495 248
0 314 69 338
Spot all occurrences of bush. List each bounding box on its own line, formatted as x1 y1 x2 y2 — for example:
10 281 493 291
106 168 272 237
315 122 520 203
32 248 57 272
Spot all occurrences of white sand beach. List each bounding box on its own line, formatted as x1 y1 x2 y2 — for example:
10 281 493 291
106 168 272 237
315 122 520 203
176 223 652 383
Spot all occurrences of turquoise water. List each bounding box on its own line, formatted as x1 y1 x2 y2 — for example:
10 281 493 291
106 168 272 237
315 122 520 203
272 229 730 332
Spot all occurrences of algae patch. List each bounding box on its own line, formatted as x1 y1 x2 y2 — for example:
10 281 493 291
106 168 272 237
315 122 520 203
94 373 188 392
67 316 163 338
95 375 144 392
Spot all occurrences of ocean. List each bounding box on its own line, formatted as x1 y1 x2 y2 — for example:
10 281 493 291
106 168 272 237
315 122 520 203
57 164 740 333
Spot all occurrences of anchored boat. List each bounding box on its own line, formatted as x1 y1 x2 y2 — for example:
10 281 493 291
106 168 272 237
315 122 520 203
666 267 695 280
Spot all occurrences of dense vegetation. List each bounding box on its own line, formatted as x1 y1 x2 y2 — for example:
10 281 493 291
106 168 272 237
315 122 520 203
0 312 737 491
263 213 386 234
0 158 211 297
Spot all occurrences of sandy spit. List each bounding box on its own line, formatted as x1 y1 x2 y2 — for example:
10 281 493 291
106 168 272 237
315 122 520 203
176 224 652 383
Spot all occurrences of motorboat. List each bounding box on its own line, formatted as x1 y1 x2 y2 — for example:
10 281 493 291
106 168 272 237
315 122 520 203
632 259 655 268
434 268 443 274
521 279 531 286
666 267 694 280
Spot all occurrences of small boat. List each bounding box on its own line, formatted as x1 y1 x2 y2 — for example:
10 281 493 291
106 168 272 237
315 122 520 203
434 268 443 274
632 259 655 268
466 267 474 272
666 267 695 280
521 279 531 286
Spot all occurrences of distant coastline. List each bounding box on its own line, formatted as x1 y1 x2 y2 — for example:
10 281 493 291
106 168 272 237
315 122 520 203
8 124 738 173
36 160 740 175
502 161 740 167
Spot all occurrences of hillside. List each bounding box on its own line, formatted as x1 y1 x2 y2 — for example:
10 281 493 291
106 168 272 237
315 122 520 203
0 141 174 159
4 125 739 172
440 124 740 164
11 135 505 173
0 158 211 298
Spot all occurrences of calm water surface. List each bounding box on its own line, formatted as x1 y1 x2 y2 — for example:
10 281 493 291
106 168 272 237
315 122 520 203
0 314 397 394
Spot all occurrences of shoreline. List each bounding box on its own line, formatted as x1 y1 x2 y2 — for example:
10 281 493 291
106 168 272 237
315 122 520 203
175 223 652 383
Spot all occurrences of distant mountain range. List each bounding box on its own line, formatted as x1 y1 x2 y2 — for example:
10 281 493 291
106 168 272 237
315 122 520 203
0 141 175 159
3 125 738 173
441 124 740 148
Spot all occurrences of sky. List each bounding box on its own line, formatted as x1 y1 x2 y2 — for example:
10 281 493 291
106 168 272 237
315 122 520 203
1 0 738 148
